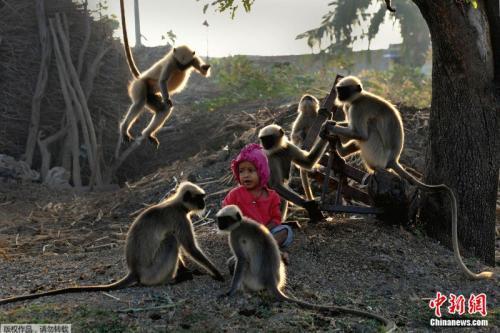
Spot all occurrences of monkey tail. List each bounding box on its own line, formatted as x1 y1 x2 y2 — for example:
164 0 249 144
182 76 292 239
271 287 396 332
0 273 136 305
384 0 396 12
390 162 493 280
119 0 141 79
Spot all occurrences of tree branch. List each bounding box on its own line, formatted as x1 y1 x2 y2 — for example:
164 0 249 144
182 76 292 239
83 44 112 100
77 2 91 78
24 0 52 167
37 127 68 181
55 13 102 186
49 18 82 188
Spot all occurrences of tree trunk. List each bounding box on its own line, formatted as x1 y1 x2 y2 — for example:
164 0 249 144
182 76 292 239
49 18 82 188
37 127 67 181
83 44 112 100
414 0 498 265
55 13 103 187
24 0 51 167
77 0 90 78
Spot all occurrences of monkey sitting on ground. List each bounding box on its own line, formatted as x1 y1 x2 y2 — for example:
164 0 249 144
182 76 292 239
119 0 210 147
258 124 327 222
216 205 396 332
0 182 224 305
320 75 493 280
290 94 321 201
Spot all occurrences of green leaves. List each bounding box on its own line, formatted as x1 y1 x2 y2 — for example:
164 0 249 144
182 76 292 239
196 54 356 111
200 0 255 19
359 64 431 108
295 0 430 67
468 0 478 9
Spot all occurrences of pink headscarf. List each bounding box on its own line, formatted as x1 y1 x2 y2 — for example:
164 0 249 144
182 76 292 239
231 143 270 188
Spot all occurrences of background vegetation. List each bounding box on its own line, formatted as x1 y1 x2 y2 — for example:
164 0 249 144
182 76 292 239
196 54 431 111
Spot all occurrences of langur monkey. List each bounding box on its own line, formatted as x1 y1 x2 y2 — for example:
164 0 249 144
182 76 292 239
321 76 493 280
216 205 396 333
0 182 224 305
291 94 320 201
258 124 327 222
119 0 211 147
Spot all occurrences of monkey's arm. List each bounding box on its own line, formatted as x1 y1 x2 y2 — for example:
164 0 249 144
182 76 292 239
179 224 224 281
269 164 324 222
290 140 329 170
272 180 323 222
227 244 246 296
192 56 210 76
273 183 308 207
324 109 369 140
159 63 175 105
268 159 307 207
328 125 368 140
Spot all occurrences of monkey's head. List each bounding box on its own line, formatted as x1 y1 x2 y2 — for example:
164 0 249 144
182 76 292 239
258 124 286 153
173 45 196 69
176 181 206 212
216 205 243 232
335 76 363 104
299 94 319 114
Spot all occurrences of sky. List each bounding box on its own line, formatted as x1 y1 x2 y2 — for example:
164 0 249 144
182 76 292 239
87 0 402 57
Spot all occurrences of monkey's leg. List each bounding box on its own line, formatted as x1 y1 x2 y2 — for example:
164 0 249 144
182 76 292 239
119 99 146 142
121 79 148 141
141 104 173 147
139 236 179 285
172 257 194 284
299 168 313 200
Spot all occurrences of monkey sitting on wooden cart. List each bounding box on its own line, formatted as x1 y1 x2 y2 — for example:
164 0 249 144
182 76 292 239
320 75 493 280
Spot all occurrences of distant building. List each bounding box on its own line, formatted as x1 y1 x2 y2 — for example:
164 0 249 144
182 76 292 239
351 43 431 75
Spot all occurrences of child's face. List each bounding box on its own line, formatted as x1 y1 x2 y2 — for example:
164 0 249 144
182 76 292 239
238 161 260 190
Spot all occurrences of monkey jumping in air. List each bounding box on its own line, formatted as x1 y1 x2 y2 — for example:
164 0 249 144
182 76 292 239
320 75 493 280
119 0 211 147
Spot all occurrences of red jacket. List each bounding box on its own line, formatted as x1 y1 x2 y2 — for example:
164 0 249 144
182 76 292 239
222 186 282 227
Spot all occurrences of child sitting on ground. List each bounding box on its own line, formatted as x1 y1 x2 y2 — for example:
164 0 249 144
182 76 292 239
222 143 293 264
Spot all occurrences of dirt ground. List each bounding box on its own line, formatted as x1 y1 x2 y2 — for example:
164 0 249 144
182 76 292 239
0 102 498 332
